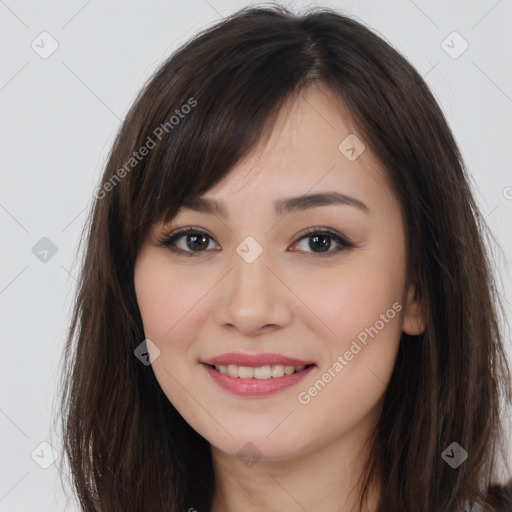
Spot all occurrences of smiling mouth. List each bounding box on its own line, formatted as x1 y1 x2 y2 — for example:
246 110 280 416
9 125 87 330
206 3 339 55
206 363 315 380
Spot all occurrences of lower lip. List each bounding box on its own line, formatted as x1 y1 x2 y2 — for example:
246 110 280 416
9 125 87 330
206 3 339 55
202 363 315 397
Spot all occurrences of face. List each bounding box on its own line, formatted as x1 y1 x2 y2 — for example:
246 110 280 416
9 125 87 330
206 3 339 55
134 84 424 461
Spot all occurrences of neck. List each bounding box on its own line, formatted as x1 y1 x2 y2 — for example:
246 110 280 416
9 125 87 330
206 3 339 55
209 416 382 512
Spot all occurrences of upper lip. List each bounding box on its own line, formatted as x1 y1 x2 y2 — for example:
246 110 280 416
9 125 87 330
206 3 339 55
201 352 315 367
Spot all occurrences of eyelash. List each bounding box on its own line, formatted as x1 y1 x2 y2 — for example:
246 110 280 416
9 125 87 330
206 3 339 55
157 226 355 258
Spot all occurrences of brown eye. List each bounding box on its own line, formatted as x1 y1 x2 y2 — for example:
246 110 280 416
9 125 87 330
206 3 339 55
158 226 354 258
158 228 218 257
290 228 353 257
182 232 210 251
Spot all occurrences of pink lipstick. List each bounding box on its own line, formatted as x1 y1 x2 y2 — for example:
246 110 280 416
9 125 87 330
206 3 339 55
201 352 316 397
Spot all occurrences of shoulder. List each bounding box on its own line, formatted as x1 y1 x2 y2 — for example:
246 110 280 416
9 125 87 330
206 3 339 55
485 478 512 511
465 479 512 512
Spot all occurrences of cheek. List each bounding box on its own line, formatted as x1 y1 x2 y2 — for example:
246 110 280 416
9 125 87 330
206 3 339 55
133 254 209 413
134 259 172 340
294 262 404 439
297 257 405 357
327 224 406 351
134 253 208 345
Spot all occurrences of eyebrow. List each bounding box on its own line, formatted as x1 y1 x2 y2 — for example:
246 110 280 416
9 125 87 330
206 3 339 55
182 192 370 219
179 191 369 219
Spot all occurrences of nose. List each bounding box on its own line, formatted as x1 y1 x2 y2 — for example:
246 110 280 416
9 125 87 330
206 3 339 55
212 247 293 336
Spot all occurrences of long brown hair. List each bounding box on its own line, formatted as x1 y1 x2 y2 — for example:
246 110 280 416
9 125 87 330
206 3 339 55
55 4 512 511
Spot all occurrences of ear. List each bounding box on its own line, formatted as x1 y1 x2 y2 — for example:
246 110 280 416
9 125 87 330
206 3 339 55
402 284 426 335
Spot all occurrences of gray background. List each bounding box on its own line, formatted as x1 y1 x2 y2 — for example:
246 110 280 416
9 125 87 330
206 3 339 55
1 0 511 510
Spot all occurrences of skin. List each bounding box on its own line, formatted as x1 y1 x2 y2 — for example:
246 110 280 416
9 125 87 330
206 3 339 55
134 83 425 512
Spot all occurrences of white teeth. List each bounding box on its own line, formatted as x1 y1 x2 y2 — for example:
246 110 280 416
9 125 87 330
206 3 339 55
227 364 238 378
238 366 254 379
271 364 285 378
253 365 271 379
213 363 309 379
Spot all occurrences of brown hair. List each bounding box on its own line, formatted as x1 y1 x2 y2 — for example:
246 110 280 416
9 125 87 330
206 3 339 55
56 4 512 511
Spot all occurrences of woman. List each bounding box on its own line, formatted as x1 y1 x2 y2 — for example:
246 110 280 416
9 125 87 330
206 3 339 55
57 4 512 511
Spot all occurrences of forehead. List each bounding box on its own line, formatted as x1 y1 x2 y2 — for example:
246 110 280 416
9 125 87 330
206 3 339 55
181 84 391 214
